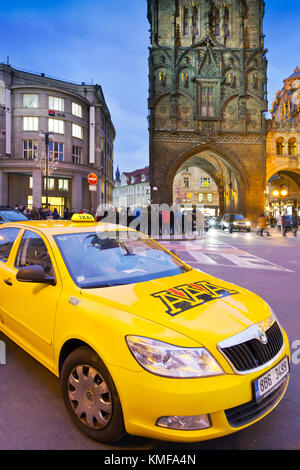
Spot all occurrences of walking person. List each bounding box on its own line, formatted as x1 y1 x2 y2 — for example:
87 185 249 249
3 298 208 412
282 213 292 237
257 213 270 237
276 213 282 232
291 213 299 237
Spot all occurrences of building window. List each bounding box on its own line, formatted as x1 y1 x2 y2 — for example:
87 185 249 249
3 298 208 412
29 176 33 189
72 102 83 118
58 179 69 191
49 118 64 134
207 193 213 203
23 140 38 159
200 177 211 187
184 177 189 188
198 86 215 117
183 7 189 35
192 6 199 37
49 142 64 161
288 137 297 156
72 145 82 164
49 96 64 112
43 178 55 191
23 116 39 131
23 94 38 108
276 137 285 155
72 123 83 139
199 193 204 202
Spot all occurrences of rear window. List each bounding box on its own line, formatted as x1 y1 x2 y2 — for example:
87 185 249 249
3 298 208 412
0 210 28 222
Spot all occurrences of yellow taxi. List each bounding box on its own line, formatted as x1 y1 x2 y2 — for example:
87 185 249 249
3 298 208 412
0 214 290 443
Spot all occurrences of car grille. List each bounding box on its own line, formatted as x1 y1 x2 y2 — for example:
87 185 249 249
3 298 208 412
225 377 288 428
220 322 283 372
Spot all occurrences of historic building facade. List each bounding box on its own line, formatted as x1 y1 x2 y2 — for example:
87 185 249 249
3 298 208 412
113 166 150 208
147 0 268 220
266 67 300 216
0 64 115 215
173 166 219 214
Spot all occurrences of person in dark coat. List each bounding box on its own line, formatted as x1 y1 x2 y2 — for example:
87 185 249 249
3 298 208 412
291 213 299 237
282 213 292 237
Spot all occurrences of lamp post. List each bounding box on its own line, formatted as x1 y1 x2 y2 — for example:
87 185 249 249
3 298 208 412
39 131 54 208
272 189 288 214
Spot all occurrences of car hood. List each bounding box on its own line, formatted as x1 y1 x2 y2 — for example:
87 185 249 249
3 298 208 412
81 269 271 348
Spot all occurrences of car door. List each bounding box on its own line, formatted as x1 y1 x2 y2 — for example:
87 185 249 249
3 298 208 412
1 229 62 370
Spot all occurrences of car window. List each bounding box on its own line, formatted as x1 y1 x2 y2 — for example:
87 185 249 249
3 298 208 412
54 231 190 288
15 230 54 276
232 215 244 220
0 228 20 263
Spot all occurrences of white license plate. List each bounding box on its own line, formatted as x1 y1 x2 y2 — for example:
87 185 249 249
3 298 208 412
253 356 289 402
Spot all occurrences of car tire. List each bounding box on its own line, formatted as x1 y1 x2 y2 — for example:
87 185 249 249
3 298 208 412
60 346 126 443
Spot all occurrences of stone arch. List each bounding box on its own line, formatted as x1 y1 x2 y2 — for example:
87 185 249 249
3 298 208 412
166 142 249 215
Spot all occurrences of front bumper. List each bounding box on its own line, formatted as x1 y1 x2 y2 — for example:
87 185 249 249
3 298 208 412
109 332 290 442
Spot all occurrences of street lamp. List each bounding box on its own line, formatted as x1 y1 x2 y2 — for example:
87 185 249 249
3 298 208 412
39 131 54 208
272 189 288 214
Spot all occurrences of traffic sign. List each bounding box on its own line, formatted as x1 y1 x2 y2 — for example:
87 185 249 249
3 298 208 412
88 173 98 185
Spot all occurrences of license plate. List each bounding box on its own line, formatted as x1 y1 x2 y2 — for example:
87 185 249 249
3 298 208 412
253 356 289 402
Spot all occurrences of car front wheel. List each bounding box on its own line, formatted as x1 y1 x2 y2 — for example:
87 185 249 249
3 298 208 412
60 346 125 443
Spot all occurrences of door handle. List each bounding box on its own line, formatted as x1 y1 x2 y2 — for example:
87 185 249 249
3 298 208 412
4 279 12 286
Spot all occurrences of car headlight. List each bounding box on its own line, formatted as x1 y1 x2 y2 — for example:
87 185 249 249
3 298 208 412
126 336 224 378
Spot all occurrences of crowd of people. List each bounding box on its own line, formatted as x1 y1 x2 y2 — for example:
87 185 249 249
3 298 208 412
14 204 96 221
257 212 299 237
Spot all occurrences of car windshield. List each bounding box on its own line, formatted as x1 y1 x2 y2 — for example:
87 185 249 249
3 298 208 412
0 210 28 222
54 231 190 288
230 215 245 221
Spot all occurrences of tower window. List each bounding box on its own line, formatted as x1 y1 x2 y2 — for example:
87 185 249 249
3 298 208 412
276 137 285 156
183 7 189 36
288 138 297 156
199 86 215 117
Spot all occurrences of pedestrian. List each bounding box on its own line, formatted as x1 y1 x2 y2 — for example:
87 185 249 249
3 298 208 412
53 208 60 220
282 213 292 237
291 213 299 237
276 213 282 231
257 213 270 237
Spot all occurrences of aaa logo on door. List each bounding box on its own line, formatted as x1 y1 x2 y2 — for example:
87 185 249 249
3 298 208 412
151 281 238 317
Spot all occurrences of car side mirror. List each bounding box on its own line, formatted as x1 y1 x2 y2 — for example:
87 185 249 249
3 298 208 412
16 265 56 286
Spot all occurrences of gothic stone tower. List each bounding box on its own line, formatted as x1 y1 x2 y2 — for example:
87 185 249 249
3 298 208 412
147 0 268 219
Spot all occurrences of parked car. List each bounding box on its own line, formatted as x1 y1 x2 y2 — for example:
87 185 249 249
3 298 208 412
221 214 251 233
0 208 30 224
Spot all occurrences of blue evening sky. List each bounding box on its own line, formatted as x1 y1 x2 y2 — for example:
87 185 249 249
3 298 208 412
0 0 299 174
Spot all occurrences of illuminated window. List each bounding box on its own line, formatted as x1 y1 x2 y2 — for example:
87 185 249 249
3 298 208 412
49 118 64 134
58 179 69 191
199 193 204 202
49 96 64 112
72 123 83 139
207 193 213 203
200 177 211 187
72 102 82 118
23 116 38 131
23 94 38 108
44 178 55 191
288 138 297 156
276 137 285 155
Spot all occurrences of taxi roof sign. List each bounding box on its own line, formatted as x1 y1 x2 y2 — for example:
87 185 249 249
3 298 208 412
71 213 95 222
